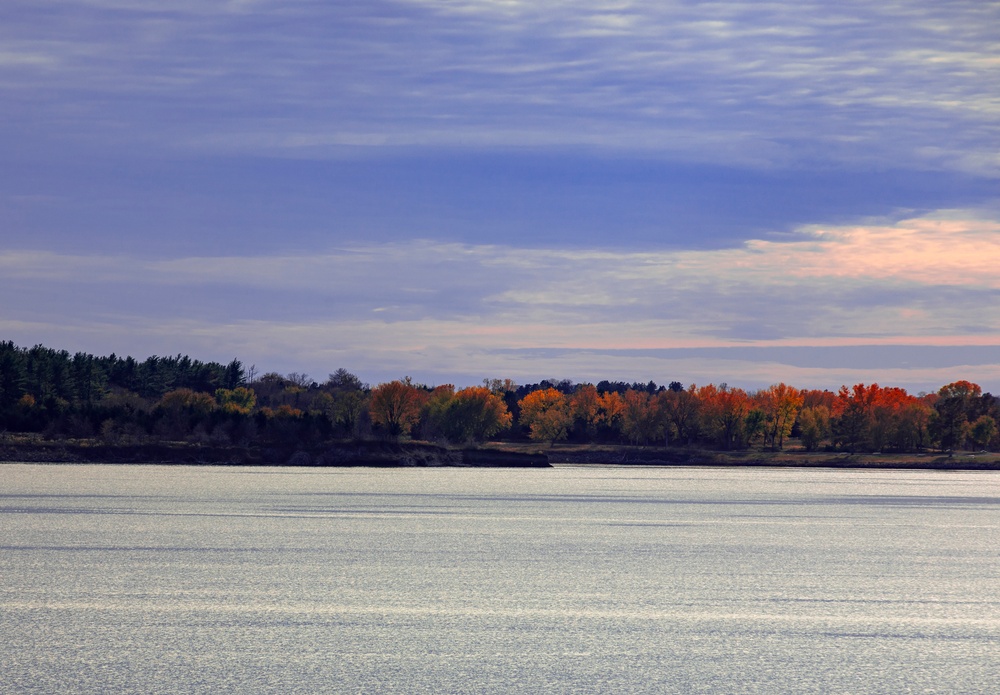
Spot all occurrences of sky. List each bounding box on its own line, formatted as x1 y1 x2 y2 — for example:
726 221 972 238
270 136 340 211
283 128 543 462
2 0 999 392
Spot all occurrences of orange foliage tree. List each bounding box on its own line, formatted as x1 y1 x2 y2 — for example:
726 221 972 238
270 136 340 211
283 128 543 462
570 384 602 437
832 383 880 452
699 384 752 450
518 388 572 445
831 383 934 453
597 391 625 435
867 386 914 452
370 379 426 438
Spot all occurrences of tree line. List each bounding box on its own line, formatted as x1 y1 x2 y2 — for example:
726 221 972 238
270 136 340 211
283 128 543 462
1 341 998 453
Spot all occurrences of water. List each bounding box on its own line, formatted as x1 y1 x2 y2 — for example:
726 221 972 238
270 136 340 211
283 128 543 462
2 464 998 693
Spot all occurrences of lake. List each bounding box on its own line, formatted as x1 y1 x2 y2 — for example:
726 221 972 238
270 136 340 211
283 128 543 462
2 464 998 693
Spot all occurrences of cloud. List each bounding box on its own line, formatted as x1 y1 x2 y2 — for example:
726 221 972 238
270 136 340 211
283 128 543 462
2 1 997 173
4 211 999 314
15 209 1000 286
2 210 999 389
4 3 996 394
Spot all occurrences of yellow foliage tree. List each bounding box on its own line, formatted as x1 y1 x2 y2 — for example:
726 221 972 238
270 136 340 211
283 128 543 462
421 384 456 441
797 405 830 451
757 383 803 450
619 389 667 445
449 386 513 442
215 386 256 415
518 388 572 445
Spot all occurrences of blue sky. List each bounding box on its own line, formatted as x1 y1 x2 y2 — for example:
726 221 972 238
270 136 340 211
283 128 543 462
2 1 999 391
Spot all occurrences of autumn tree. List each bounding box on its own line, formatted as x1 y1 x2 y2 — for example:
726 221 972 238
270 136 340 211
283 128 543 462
832 383 880 453
518 388 572 445
699 384 751 450
829 384 937 453
369 380 425 438
155 388 216 439
757 383 803 450
446 386 513 443
797 405 830 451
157 388 216 416
597 390 625 437
801 389 836 410
659 385 700 445
743 407 766 448
256 404 307 445
868 386 916 452
420 384 512 443
17 394 37 412
570 384 602 438
421 384 456 441
215 386 256 415
619 389 666 445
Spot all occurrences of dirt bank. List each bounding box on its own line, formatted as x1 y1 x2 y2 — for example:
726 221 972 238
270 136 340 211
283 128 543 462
0 439 551 468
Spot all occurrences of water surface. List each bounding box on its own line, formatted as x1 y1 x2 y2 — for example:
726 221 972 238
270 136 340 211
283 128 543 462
2 464 998 693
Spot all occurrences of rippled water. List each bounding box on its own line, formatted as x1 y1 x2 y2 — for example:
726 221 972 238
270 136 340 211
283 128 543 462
2 463 999 693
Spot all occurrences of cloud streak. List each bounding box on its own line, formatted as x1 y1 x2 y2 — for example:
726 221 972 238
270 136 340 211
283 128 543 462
2 210 999 389
2 1 997 172
7 210 999 291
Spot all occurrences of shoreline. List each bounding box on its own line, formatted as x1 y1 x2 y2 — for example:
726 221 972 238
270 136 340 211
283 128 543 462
2 437 1000 470
489 443 1000 471
0 439 551 468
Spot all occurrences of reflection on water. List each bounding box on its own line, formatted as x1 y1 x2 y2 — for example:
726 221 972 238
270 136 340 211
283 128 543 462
2 464 998 693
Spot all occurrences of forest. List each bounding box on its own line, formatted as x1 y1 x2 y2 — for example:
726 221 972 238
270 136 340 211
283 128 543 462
1 341 998 454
